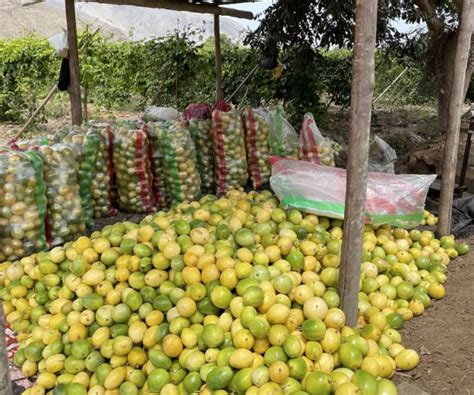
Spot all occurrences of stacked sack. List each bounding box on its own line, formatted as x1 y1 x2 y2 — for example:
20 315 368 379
113 122 155 213
159 120 201 204
211 104 248 195
0 149 47 261
186 103 215 194
39 144 86 246
58 129 99 229
87 123 117 218
242 107 271 189
146 122 169 209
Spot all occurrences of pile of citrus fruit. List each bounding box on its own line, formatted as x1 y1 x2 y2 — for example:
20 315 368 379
0 189 469 395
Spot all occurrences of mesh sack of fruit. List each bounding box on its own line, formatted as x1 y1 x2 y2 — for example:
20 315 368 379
242 107 271 189
299 113 336 167
267 105 299 159
159 120 201 204
0 150 47 261
59 130 100 229
8 137 50 151
185 104 215 194
87 123 118 218
270 157 436 228
146 122 170 209
39 144 86 246
211 108 248 195
113 124 155 213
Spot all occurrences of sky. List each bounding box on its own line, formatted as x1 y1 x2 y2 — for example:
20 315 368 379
228 1 421 33
228 0 275 30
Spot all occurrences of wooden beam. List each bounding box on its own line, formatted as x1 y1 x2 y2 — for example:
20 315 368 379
339 0 378 327
15 85 58 140
438 0 474 236
79 0 255 19
65 0 83 125
214 14 223 102
0 304 13 395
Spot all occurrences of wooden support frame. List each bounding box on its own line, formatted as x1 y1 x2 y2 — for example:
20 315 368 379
79 0 255 19
65 0 83 125
214 14 223 102
339 0 378 326
438 0 474 236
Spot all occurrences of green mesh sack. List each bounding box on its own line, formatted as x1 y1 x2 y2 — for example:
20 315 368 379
0 150 47 261
147 122 170 209
87 124 117 218
159 121 201 205
189 118 214 194
60 131 99 229
113 125 155 213
39 144 86 246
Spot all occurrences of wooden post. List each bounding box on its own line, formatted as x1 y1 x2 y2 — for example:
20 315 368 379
339 0 378 327
65 0 83 125
15 85 58 139
0 304 13 395
78 0 255 19
214 14 223 102
438 0 474 236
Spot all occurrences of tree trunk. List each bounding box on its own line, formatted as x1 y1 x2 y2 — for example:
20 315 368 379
437 32 473 133
437 32 458 134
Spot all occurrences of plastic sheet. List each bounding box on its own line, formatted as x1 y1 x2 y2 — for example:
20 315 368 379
267 106 299 159
144 106 181 122
189 117 215 194
159 121 201 204
211 108 248 195
242 107 271 189
270 157 436 228
299 113 336 166
368 135 398 174
0 151 47 261
40 144 86 246
113 124 155 213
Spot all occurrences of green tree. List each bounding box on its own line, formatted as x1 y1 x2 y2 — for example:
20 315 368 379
246 0 473 133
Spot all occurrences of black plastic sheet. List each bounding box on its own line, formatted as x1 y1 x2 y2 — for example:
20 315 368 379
426 196 474 238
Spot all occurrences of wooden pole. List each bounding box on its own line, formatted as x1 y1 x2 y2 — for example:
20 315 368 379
339 0 378 327
79 0 254 19
438 0 474 236
0 304 13 395
14 85 58 140
373 67 409 104
214 14 223 102
65 0 83 126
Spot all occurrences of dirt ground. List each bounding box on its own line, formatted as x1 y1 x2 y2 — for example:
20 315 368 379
393 235 474 395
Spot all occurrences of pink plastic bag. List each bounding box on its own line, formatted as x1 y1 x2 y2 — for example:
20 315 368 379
299 113 335 166
270 157 436 228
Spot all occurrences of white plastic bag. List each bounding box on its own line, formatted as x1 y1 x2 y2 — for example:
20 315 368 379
368 135 398 174
270 157 436 228
299 113 336 166
267 106 299 159
48 30 68 58
144 106 181 122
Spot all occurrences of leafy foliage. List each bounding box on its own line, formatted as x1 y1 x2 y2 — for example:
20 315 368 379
0 37 58 121
0 30 442 125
